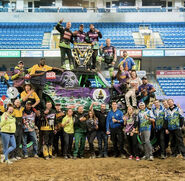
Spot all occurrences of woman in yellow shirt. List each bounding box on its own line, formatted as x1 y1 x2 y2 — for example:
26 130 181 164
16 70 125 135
61 108 74 159
20 82 40 108
0 104 16 164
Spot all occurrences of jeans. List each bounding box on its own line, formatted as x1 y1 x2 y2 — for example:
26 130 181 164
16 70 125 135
140 130 153 157
1 133 16 160
92 49 98 69
169 129 185 156
23 131 38 156
125 89 137 107
156 129 166 156
11 123 23 158
63 131 74 156
53 129 64 156
73 132 86 157
97 130 108 156
60 47 73 67
87 131 97 154
127 133 139 157
110 127 126 156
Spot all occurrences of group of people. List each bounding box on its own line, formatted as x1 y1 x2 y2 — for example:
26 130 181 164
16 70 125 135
0 19 184 165
0 92 185 164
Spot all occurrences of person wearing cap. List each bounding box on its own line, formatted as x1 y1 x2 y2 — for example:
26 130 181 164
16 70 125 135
137 76 156 107
22 101 39 158
11 61 30 93
56 19 74 70
86 24 102 70
53 103 65 156
73 24 86 43
138 102 155 161
30 58 63 106
20 82 40 108
119 50 135 71
100 38 117 84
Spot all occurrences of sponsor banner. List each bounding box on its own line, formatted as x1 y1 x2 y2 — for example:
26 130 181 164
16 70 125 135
165 49 185 56
142 50 164 57
44 50 61 57
46 72 56 79
156 70 185 76
21 51 43 57
0 50 20 57
120 50 142 57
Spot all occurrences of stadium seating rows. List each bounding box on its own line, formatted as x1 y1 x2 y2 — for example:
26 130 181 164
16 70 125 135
0 22 185 49
157 77 185 96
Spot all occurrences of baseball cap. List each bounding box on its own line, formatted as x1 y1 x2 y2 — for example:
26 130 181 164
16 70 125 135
26 101 32 105
18 61 24 64
142 76 147 80
139 102 145 106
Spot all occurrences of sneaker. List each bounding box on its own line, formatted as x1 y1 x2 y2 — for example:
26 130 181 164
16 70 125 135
5 159 13 164
148 156 154 161
141 156 147 160
64 156 68 160
80 156 84 159
136 156 140 161
97 154 103 158
15 157 21 160
183 156 185 160
121 154 126 159
104 154 108 158
10 157 17 162
45 156 49 160
91 154 96 159
1 154 5 163
67 155 73 159
129 155 133 160
24 155 28 159
73 156 77 160
161 155 166 159
34 154 39 158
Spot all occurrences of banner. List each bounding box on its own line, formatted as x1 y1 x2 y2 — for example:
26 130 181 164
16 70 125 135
44 50 60 57
142 50 164 57
156 70 185 76
165 50 185 56
120 50 142 57
0 50 20 57
21 51 43 57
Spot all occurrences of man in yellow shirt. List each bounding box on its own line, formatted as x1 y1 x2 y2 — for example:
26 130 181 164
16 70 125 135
30 58 63 106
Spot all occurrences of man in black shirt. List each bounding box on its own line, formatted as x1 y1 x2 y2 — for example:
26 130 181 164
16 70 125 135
90 102 108 157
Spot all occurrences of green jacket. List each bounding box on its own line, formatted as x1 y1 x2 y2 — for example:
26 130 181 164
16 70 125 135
0 112 16 133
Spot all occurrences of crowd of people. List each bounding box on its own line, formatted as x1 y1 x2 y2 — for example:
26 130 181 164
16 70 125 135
0 20 185 165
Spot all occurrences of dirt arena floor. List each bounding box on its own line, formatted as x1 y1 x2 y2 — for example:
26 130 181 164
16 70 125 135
0 155 185 181
0 137 185 181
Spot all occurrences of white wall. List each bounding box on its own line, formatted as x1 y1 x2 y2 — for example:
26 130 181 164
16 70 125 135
0 12 184 22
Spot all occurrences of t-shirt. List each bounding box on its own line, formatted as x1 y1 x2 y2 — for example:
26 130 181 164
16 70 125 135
30 64 52 75
116 71 130 84
86 118 98 132
22 108 36 132
94 110 107 132
21 91 40 104
138 83 154 94
129 77 142 90
138 109 155 132
62 115 74 134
